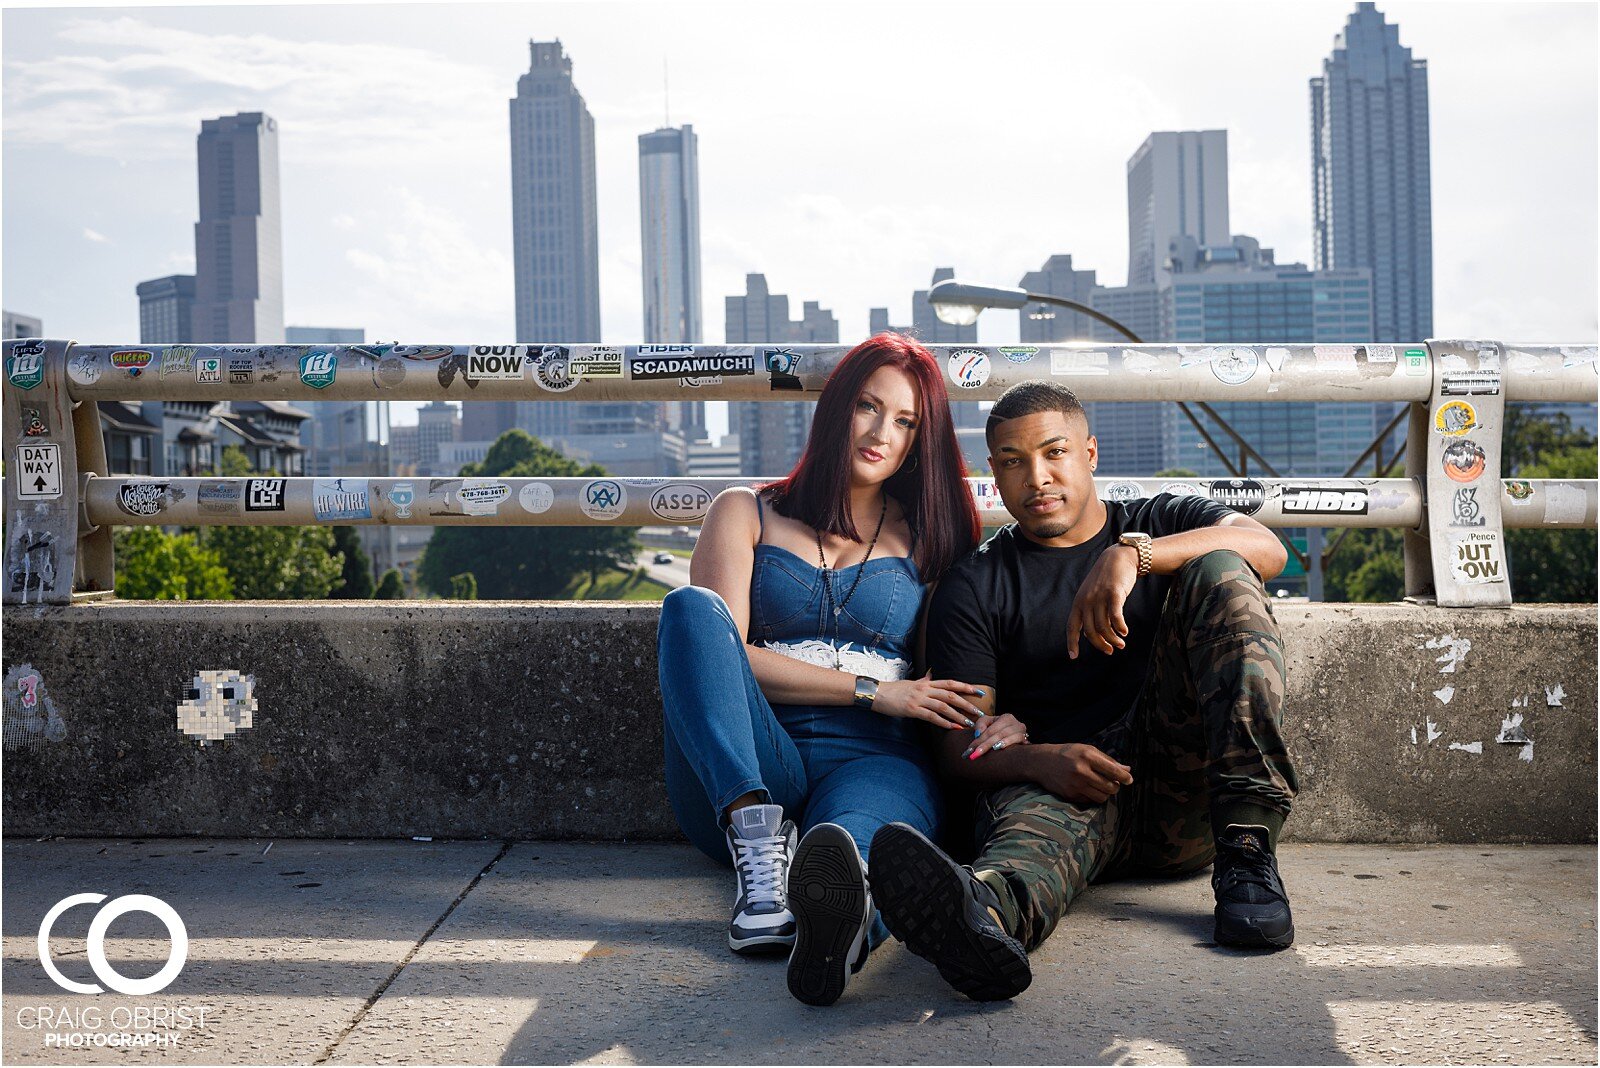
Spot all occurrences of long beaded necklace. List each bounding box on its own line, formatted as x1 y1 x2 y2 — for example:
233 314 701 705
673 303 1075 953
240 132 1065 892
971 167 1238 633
815 496 888 670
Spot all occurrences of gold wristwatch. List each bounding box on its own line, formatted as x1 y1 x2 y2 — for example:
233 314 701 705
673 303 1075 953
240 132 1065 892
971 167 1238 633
1118 532 1153 577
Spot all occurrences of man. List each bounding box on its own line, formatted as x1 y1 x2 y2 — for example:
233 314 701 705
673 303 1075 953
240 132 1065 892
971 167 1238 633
870 381 1299 1002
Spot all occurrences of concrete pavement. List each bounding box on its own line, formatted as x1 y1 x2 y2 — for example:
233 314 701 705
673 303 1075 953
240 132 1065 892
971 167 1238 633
2 839 1594 1065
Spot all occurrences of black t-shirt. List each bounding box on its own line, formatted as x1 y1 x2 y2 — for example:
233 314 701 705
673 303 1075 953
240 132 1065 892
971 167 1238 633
926 494 1237 744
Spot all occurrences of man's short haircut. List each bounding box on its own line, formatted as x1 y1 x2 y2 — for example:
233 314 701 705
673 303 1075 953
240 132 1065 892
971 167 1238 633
985 381 1089 444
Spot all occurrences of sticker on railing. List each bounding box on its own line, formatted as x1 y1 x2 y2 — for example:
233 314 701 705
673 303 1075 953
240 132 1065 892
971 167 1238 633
245 478 286 512
6 342 45 390
1441 439 1487 483
519 482 554 514
947 348 991 388
1450 532 1505 585
311 478 370 521
580 479 626 521
1209 479 1265 515
1434 401 1479 436
16 444 61 498
1103 481 1143 504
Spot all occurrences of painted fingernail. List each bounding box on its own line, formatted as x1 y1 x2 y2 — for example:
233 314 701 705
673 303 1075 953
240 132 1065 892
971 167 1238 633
975 689 986 698
963 718 975 728
974 723 984 735
967 749 982 761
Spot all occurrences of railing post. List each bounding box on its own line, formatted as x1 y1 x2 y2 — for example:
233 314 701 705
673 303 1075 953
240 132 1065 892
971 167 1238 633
3 339 83 605
1419 339 1511 607
1403 391 1434 601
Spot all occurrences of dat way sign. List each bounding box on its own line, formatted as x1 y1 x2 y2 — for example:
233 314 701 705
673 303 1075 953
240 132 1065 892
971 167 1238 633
16 444 61 499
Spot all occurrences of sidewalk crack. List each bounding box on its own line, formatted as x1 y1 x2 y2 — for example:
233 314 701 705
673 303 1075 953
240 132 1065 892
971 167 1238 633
313 839 515 1065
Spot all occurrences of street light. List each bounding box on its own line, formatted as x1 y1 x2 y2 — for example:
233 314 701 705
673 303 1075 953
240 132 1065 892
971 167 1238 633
928 278 1144 343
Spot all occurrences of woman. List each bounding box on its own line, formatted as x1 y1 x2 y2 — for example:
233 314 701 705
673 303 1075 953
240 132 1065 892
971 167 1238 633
656 333 1028 1007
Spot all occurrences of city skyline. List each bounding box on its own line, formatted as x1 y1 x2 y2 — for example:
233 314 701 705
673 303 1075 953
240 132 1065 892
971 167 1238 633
3 2 1595 436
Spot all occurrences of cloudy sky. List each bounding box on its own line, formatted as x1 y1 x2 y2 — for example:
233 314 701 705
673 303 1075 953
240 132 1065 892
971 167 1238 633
3 0 1596 431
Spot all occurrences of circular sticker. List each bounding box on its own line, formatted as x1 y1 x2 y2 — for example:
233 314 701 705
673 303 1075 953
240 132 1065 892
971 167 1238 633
1208 478 1266 515
1160 482 1202 498
374 357 406 388
1434 401 1478 436
1441 439 1487 483
532 346 579 393
519 482 554 515
1210 347 1259 386
1103 480 1144 503
947 348 991 390
649 483 714 523
579 479 627 521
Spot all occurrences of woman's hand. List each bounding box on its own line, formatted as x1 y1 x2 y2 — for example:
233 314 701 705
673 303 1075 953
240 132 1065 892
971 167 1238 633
962 713 1029 760
872 674 987 730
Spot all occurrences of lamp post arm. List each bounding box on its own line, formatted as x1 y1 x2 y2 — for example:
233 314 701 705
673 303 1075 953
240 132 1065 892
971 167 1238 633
1020 292 1144 344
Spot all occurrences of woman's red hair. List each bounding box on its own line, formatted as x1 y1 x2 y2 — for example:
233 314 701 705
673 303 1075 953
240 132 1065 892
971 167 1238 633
763 333 981 582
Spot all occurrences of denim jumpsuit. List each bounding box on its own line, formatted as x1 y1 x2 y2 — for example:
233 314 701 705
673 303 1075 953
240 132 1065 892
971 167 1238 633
657 497 942 948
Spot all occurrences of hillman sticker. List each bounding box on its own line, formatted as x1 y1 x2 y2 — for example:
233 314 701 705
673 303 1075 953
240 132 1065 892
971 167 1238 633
6 342 45 390
15 443 61 498
1450 532 1504 585
997 346 1039 364
532 346 579 392
1434 401 1478 436
110 350 154 377
948 349 991 389
197 357 223 383
649 483 714 523
458 480 510 516
300 350 338 390
580 479 626 521
1450 486 1486 528
197 481 242 515
630 350 755 381
572 347 623 379
1103 480 1144 504
245 478 286 512
467 346 526 381
117 482 172 517
1209 478 1265 516
1441 439 1487 483
1280 486 1369 515
312 478 370 521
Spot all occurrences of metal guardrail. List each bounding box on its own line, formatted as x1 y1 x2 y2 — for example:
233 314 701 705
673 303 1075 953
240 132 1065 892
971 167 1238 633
3 339 1596 607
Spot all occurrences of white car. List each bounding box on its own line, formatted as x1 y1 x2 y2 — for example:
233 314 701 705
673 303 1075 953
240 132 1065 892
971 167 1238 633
653 552 675 565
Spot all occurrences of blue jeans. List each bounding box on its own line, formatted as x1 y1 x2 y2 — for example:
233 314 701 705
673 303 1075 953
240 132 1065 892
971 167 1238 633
658 585 942 950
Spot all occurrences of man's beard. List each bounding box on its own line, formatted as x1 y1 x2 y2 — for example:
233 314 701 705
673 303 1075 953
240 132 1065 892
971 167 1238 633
1028 518 1071 539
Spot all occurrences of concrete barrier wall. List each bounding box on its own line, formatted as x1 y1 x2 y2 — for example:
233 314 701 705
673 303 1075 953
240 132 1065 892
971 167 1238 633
2 602 1594 843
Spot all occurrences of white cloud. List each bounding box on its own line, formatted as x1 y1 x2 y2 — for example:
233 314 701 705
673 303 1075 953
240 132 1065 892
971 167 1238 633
82 227 109 243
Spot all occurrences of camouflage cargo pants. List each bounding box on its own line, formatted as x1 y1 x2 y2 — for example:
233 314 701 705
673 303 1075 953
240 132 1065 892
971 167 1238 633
972 549 1298 951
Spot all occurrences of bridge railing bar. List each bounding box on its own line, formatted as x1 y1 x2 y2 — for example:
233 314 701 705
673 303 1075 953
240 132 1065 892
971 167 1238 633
3 339 1595 607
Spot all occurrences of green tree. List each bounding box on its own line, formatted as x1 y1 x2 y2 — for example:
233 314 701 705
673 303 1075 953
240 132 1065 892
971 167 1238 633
416 430 640 598
374 568 405 599
329 526 374 598
1153 467 1200 479
195 445 345 599
113 526 234 600
1324 528 1405 603
449 572 479 599
1505 440 1598 603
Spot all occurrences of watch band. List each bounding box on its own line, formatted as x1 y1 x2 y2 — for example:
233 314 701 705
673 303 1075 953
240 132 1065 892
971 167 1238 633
1119 533 1153 576
853 676 879 710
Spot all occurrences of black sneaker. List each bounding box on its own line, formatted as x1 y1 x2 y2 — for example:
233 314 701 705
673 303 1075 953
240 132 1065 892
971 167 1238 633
870 823 1032 1002
1212 825 1294 948
785 823 871 1007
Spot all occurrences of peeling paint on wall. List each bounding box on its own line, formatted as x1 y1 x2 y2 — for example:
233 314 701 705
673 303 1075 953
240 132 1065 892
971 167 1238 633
1432 686 1455 705
176 669 257 745
1496 713 1531 745
1447 741 1483 755
1421 634 1471 674
2 664 66 749
1518 743 1535 762
1426 720 1443 743
1546 684 1565 707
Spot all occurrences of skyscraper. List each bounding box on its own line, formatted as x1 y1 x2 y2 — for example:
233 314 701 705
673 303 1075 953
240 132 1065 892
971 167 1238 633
510 39 603 441
728 274 838 476
639 124 705 439
1312 3 1432 342
1018 255 1099 343
192 112 283 343
1126 131 1230 287
137 275 196 343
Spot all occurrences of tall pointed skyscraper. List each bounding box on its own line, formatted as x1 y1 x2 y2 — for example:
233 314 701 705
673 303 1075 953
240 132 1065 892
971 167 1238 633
507 40 605 441
639 124 704 439
1311 3 1432 342
192 112 283 343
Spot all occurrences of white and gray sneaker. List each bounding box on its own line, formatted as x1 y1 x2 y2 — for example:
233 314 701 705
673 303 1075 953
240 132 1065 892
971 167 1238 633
725 804 798 954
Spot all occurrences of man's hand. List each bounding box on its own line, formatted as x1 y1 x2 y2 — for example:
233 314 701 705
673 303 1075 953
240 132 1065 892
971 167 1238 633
1066 545 1139 658
1030 742 1134 804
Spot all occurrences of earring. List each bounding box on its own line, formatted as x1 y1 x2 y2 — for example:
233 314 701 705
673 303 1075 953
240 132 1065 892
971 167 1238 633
903 452 920 473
